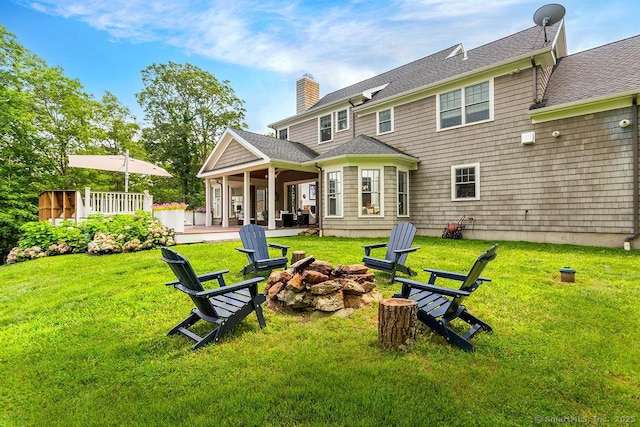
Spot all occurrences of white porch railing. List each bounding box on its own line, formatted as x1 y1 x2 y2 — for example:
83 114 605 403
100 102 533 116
82 187 153 217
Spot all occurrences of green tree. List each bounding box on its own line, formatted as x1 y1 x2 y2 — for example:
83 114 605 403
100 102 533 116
1 25 41 262
136 62 246 206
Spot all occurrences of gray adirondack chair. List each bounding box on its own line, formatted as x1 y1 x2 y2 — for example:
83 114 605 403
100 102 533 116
362 222 420 282
236 224 289 276
393 244 498 352
161 246 267 350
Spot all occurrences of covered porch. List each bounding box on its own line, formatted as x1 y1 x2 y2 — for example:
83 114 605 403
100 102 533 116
197 128 321 231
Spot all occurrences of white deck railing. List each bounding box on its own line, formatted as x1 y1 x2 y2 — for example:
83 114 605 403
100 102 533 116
83 188 153 216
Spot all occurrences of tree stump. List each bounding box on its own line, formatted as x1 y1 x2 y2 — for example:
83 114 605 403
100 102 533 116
378 298 418 350
291 250 306 264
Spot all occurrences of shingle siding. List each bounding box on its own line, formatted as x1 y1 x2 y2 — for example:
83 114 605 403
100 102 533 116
305 68 637 245
215 140 260 169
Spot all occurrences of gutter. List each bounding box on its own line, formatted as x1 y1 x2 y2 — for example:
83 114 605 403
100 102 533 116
624 93 639 247
315 163 323 236
348 98 356 139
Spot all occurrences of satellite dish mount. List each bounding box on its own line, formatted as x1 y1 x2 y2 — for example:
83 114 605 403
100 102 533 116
533 3 566 43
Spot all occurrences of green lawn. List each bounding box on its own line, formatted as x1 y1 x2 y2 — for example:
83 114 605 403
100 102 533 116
1 237 638 426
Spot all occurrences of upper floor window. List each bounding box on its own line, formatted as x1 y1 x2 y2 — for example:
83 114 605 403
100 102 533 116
361 169 381 216
398 170 408 216
439 81 491 130
451 163 480 201
278 128 288 140
326 170 342 216
319 114 332 143
377 108 393 135
337 108 349 132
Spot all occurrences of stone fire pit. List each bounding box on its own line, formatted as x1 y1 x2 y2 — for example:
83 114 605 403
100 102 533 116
264 256 382 313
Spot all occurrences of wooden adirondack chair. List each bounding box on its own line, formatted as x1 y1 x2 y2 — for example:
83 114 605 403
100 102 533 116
393 244 498 352
362 222 420 282
236 224 289 276
161 246 267 350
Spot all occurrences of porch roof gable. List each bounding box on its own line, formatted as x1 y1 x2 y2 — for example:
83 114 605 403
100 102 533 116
197 128 319 178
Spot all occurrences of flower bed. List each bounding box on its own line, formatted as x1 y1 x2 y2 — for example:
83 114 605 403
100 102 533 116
6 212 175 264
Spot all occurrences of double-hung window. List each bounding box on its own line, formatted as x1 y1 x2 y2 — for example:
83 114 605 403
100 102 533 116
337 108 349 131
361 169 381 216
397 170 408 216
278 128 288 140
451 163 480 200
439 81 491 129
326 170 342 216
319 114 332 143
377 108 393 134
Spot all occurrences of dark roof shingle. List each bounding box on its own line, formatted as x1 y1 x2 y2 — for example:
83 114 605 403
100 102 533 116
313 134 418 162
230 128 319 163
308 23 561 112
543 35 640 107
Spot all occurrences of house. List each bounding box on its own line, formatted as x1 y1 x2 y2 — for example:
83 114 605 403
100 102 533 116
197 13 640 249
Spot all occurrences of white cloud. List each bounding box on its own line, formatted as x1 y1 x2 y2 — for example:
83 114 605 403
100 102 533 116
16 0 640 107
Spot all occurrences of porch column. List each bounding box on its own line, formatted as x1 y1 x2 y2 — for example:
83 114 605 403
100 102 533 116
204 178 212 227
268 166 276 230
222 175 229 228
243 171 251 225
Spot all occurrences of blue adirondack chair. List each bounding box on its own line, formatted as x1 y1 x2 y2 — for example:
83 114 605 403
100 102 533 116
236 224 289 276
362 222 420 282
161 246 267 350
393 244 498 352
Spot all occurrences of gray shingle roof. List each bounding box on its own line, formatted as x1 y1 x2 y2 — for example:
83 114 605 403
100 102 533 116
230 128 319 163
308 23 561 112
313 134 418 162
542 35 640 107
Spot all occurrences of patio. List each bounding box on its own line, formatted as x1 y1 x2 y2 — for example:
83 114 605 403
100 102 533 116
175 223 315 244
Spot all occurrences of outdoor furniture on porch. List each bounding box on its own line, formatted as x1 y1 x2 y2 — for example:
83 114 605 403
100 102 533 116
161 246 267 349
392 244 498 352
236 224 289 275
362 222 420 283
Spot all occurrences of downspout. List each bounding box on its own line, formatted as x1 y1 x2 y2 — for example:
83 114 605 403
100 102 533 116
624 94 639 247
531 57 538 103
315 164 323 236
348 98 356 139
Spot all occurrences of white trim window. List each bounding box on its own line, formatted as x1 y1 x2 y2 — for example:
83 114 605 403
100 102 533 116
213 186 222 219
337 108 349 132
360 168 382 216
278 128 288 140
377 108 393 135
326 170 342 216
438 80 492 130
451 163 480 201
397 169 409 216
319 114 332 143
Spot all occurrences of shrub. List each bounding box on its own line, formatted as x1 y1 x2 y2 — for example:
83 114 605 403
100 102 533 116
6 211 175 264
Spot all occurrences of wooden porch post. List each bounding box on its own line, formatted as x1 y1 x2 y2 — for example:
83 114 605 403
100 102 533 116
204 178 212 227
222 175 229 228
243 171 251 225
268 166 276 230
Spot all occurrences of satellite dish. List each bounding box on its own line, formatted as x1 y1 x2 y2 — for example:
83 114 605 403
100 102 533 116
533 3 566 42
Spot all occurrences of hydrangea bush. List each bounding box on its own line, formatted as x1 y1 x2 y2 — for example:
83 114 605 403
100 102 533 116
6 211 175 264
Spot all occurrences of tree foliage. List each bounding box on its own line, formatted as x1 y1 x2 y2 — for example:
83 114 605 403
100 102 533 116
0 25 144 262
136 62 246 207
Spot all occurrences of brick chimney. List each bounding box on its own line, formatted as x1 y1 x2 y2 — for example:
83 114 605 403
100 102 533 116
296 73 319 113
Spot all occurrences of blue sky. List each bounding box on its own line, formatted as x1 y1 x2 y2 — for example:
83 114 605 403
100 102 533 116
2 0 639 134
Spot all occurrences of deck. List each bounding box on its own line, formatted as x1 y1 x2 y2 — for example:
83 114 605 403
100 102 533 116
175 224 314 244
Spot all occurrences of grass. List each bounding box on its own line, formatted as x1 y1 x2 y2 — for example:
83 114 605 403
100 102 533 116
1 236 639 426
